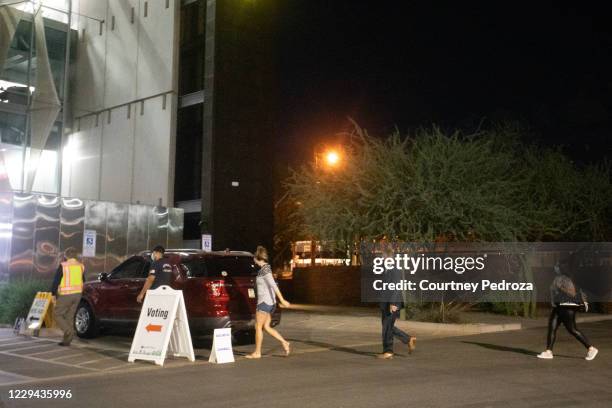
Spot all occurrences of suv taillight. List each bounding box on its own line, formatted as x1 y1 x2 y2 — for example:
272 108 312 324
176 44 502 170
205 280 229 300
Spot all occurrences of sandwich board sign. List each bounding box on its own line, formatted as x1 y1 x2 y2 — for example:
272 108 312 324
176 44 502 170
128 286 195 366
22 292 55 335
209 328 235 364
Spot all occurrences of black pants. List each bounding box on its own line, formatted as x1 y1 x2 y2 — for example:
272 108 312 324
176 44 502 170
381 303 411 353
546 306 591 350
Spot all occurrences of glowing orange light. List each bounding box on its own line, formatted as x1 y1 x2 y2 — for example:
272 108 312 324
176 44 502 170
324 150 340 166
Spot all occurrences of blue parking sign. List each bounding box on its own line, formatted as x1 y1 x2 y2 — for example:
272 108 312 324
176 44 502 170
82 229 97 257
202 234 212 252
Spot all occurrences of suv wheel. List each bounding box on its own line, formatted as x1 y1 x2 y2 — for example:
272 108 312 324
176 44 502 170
75 302 98 338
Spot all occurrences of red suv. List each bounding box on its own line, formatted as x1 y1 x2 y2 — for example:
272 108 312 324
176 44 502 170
75 249 281 340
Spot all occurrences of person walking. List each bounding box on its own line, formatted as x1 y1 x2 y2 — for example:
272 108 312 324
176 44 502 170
537 264 598 361
377 254 416 359
246 246 291 359
51 247 85 346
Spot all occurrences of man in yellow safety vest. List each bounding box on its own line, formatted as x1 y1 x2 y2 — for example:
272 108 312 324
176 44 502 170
51 247 85 346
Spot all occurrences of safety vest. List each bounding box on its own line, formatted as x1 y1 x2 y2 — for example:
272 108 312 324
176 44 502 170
58 259 84 295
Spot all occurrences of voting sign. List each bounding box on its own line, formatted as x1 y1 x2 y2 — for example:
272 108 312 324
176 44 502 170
209 328 235 364
128 286 195 366
22 292 54 334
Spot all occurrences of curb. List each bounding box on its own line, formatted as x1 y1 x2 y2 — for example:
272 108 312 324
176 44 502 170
396 314 612 336
521 314 612 330
398 320 522 336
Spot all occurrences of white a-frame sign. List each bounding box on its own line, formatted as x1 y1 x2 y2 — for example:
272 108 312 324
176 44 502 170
209 328 235 364
128 286 195 366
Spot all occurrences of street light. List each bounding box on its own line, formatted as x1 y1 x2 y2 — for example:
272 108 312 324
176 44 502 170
310 143 345 266
324 150 340 167
314 145 343 170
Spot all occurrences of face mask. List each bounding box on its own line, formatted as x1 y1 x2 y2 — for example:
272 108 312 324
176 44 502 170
151 254 156 261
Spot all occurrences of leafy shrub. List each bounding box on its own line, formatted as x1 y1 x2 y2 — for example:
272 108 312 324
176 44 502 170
0 279 50 325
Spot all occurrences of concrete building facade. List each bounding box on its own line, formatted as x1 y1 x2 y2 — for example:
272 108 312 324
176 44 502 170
1 0 277 254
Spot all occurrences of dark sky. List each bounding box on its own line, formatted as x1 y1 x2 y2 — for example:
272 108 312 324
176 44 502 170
275 1 612 165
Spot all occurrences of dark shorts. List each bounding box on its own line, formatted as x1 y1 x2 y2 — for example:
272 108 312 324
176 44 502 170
256 303 276 314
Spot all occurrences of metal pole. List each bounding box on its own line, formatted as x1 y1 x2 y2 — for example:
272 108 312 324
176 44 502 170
58 0 72 196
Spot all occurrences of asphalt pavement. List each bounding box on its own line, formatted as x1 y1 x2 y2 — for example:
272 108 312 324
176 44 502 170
0 309 610 408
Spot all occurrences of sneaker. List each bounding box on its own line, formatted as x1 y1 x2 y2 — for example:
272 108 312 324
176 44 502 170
585 347 598 361
537 350 553 359
376 352 394 360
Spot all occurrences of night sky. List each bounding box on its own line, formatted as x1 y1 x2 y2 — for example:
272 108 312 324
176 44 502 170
275 1 612 167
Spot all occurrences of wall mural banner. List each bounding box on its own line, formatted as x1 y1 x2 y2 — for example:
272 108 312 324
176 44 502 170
0 5 23 72
26 6 62 192
0 5 24 192
2 191 184 281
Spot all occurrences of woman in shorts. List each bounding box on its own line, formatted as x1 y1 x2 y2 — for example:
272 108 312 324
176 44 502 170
246 246 291 359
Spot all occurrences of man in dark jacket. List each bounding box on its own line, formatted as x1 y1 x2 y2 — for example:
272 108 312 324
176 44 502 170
378 250 416 359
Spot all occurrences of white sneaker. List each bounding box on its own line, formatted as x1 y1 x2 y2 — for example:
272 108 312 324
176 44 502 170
537 350 553 359
585 347 598 361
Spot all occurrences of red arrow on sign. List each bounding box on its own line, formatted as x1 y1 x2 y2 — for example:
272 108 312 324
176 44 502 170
146 324 162 332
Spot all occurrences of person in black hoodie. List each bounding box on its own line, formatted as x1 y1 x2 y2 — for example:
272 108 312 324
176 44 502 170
377 244 416 359
537 263 598 361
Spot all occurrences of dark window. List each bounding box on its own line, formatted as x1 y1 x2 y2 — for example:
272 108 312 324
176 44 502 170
174 103 203 201
179 0 205 95
111 257 146 279
182 256 256 278
183 212 201 240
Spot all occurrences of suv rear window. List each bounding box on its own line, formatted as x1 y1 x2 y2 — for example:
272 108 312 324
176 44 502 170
182 256 257 278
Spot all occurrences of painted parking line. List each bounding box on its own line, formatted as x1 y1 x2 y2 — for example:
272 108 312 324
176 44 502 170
1 343 60 353
49 352 90 361
0 369 34 386
71 348 128 359
0 337 25 342
27 347 75 356
40 347 128 363
25 343 97 356
0 351 100 371
0 340 385 388
0 357 210 387
0 339 53 349
76 356 117 366
101 363 134 371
